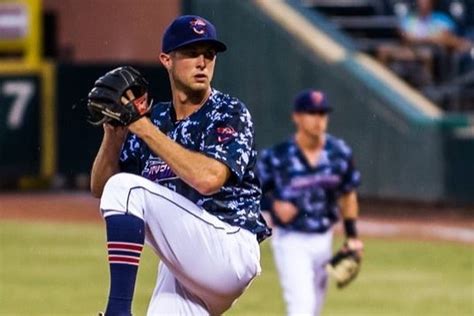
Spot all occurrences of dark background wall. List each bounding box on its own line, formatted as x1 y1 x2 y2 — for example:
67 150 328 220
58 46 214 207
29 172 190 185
55 64 171 176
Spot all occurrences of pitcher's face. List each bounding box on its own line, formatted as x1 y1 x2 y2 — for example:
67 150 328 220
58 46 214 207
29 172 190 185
161 43 217 93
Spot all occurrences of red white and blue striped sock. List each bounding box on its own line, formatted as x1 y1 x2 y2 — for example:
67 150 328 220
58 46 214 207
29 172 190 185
104 214 145 316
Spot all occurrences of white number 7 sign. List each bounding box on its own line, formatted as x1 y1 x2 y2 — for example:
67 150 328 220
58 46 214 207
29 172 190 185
2 81 35 130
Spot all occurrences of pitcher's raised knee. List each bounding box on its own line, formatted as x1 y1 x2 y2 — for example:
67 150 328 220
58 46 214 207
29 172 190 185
103 173 143 194
100 173 147 218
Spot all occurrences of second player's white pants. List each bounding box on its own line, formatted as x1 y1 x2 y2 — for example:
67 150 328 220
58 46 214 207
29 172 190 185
100 173 261 315
271 227 333 316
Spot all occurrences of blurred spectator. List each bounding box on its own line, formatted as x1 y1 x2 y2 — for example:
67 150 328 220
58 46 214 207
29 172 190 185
377 0 473 86
400 0 470 50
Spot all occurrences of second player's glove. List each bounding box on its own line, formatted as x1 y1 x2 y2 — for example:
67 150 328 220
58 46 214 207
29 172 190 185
326 240 362 289
87 66 151 126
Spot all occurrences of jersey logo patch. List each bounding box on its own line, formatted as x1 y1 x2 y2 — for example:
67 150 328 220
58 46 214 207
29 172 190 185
216 126 236 143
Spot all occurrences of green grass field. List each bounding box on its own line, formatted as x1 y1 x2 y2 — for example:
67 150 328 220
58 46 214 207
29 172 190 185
0 220 472 316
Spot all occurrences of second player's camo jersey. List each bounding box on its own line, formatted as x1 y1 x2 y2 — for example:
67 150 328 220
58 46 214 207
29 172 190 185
257 135 361 233
119 89 270 241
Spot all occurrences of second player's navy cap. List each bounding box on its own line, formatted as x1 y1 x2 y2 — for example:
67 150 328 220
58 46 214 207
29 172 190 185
162 15 227 53
293 89 332 114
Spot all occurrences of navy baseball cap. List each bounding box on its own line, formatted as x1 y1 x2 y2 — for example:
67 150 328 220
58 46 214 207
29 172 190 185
293 89 332 114
162 15 227 53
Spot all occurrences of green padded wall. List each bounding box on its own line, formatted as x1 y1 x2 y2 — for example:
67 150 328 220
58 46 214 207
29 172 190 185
183 0 473 204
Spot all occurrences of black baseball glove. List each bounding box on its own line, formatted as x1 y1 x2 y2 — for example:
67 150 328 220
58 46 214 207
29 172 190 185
87 66 151 126
326 242 362 289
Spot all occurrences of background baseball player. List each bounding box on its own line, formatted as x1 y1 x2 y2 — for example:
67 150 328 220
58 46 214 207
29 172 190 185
89 15 270 316
256 89 363 316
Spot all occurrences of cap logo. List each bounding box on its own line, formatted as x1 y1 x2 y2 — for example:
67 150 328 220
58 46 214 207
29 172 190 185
190 18 207 35
311 91 324 105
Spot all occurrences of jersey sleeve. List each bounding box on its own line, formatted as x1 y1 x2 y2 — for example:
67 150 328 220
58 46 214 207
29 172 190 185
119 133 142 174
338 150 361 195
201 105 255 181
256 148 276 211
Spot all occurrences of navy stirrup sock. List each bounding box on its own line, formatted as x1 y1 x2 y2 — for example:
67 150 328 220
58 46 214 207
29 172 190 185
104 214 145 316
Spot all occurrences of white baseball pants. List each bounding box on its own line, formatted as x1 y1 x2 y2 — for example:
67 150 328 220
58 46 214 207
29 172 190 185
100 173 261 315
271 227 333 316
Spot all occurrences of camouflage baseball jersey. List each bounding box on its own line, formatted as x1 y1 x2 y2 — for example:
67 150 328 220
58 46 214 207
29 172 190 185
119 89 271 241
256 135 361 233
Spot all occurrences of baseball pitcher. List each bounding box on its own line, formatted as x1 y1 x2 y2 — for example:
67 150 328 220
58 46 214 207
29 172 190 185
88 15 271 316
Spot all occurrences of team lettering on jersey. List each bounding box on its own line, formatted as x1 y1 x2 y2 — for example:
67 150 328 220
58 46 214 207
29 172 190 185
290 174 341 190
142 158 177 182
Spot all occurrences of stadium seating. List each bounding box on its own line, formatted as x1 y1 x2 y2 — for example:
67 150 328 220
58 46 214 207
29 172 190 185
303 0 399 54
304 0 474 112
